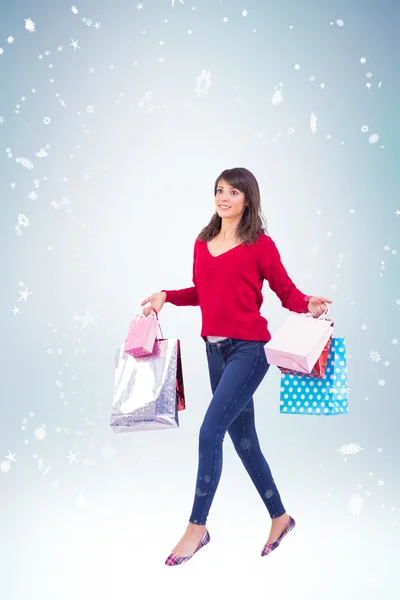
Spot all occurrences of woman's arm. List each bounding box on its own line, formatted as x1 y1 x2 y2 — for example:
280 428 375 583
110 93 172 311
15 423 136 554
260 236 311 313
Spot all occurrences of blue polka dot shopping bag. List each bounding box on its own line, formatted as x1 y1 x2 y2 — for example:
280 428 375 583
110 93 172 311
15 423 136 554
280 337 348 416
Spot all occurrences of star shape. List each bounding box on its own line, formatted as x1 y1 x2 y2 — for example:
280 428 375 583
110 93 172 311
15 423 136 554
395 209 400 217
136 2 144 9
70 38 80 51
18 286 32 302
11 306 20 316
4 451 16 462
73 307 102 330
66 450 80 464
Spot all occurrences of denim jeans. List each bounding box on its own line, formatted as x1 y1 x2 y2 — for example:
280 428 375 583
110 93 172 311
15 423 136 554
189 338 286 526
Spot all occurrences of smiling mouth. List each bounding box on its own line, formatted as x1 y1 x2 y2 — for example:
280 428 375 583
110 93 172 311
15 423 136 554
219 205 231 209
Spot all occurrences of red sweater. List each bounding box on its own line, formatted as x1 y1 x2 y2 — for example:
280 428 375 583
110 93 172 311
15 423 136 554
163 233 311 342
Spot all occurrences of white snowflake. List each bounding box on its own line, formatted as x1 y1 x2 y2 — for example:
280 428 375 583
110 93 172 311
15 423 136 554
378 379 386 386
7 36 14 44
71 6 78 14
369 133 379 144
17 214 29 228
34 425 47 440
28 191 38 200
338 443 363 456
310 111 317 135
361 125 369 133
25 18 36 33
0 116 4 124
369 350 381 362
349 493 363 516
1 460 11 473
16 157 34 169
195 69 212 97
43 117 51 125
86 19 93 27
396 299 400 306
271 90 284 106
0 48 3 55
86 105 94 114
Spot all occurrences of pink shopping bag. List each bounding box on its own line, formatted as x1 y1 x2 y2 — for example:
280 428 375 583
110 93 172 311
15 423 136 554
264 311 334 375
124 310 160 358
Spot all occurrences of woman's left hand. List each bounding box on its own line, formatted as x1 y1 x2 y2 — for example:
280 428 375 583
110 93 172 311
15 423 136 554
307 296 332 318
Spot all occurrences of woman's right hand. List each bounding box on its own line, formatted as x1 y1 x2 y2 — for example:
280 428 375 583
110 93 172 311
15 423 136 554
140 291 167 316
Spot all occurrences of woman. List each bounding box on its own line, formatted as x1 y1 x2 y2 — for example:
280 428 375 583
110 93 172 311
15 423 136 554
141 167 331 566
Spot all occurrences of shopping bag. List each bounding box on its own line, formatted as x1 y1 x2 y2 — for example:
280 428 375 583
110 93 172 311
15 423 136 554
110 338 186 433
278 335 332 379
265 311 334 375
279 337 348 416
124 311 159 358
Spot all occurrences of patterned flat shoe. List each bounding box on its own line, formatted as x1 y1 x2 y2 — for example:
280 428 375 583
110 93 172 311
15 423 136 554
261 515 296 557
165 530 210 566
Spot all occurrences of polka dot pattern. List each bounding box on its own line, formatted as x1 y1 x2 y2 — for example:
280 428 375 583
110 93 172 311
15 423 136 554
279 337 348 416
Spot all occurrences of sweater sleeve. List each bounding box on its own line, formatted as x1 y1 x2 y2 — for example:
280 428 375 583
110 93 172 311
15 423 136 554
161 241 199 307
260 236 311 313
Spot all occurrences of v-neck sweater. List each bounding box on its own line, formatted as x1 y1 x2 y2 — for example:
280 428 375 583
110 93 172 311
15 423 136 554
162 233 311 342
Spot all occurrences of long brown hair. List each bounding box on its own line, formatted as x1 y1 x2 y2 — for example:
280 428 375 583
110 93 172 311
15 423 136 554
198 167 268 245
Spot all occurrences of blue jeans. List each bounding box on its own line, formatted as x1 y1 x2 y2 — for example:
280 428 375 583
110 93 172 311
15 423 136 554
189 338 286 526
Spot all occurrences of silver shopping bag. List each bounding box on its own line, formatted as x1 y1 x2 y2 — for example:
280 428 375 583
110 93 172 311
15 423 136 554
110 338 186 433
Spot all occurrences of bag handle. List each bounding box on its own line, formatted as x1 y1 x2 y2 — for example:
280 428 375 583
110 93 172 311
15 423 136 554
136 307 164 340
305 307 330 320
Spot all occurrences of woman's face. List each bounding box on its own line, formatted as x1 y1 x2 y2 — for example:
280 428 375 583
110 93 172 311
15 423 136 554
215 179 247 220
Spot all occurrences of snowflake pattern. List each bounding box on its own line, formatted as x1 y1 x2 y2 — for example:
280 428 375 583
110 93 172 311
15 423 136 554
370 350 381 362
1 460 11 473
369 133 379 144
16 157 34 170
349 493 364 516
195 69 212 97
17 214 29 228
25 18 36 33
338 443 364 456
240 437 253 451
271 90 284 106
34 424 47 440
310 111 317 134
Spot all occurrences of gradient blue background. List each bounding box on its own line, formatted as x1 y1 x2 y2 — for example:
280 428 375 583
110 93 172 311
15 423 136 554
1 1 399 598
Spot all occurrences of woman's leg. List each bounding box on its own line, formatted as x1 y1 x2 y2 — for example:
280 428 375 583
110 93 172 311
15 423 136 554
188 340 269 525
169 340 270 558
227 397 285 518
227 397 292 545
